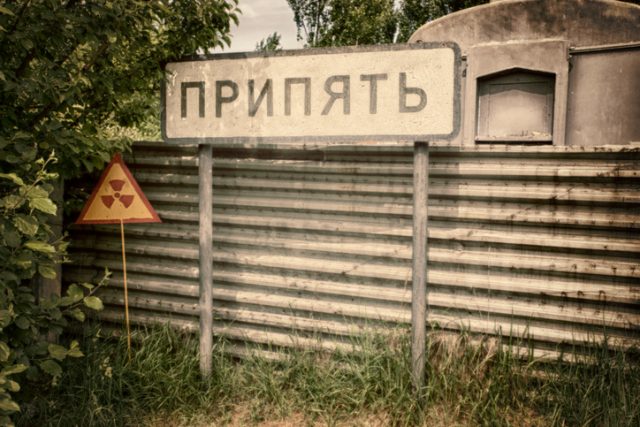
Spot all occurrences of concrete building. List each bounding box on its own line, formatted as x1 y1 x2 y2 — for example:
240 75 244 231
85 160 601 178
410 0 640 146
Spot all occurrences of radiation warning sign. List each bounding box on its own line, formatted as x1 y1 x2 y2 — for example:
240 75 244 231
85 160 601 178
76 153 161 224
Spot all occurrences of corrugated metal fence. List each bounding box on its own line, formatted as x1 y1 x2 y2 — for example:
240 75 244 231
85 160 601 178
65 142 640 359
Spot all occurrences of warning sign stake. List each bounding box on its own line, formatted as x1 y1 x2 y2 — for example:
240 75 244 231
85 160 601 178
76 153 161 360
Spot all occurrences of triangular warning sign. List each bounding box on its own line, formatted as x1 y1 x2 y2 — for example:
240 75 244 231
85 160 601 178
76 153 161 224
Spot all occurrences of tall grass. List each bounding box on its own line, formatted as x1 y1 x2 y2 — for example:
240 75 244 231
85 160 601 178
15 326 238 426
15 325 640 426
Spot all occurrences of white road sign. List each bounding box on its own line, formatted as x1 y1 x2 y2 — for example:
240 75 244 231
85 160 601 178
162 43 460 144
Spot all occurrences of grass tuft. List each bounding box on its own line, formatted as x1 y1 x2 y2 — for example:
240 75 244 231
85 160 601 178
15 325 640 426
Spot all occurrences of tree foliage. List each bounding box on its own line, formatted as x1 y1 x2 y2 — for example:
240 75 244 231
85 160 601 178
0 1 238 423
288 0 640 48
396 0 488 42
256 32 283 52
287 0 331 47
287 0 491 47
319 0 396 47
288 0 395 47
0 0 238 177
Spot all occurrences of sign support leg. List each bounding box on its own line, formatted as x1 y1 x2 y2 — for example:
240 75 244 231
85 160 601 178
411 141 429 391
198 144 214 377
120 219 132 361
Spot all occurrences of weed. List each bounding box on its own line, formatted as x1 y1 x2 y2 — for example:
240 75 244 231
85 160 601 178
15 325 640 427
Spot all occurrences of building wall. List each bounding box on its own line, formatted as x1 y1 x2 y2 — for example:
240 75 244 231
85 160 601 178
567 46 640 146
409 0 640 146
410 0 640 51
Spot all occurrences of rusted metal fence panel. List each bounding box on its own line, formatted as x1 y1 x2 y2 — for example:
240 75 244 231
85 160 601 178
65 142 640 359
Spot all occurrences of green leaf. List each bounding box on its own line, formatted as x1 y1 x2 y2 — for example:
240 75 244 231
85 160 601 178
38 264 57 280
0 272 18 286
0 310 11 329
5 380 20 393
0 173 24 186
60 284 84 307
14 317 29 330
3 230 21 248
69 308 85 322
81 158 94 173
24 241 56 254
67 284 84 302
83 296 103 311
13 215 39 236
31 342 49 356
1 364 27 376
5 154 20 164
0 398 20 413
0 342 10 362
80 282 94 290
29 197 57 215
15 288 35 303
17 146 36 162
13 141 29 154
48 344 68 361
67 341 83 358
0 6 15 16
24 186 48 199
1 195 24 210
47 307 62 321
12 131 31 140
19 38 33 51
58 296 73 307
12 252 32 269
38 360 62 378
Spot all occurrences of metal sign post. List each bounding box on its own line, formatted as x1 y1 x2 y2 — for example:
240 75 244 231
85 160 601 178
411 141 429 390
198 144 214 377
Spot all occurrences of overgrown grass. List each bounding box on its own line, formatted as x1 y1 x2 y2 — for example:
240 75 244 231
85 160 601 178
15 325 640 426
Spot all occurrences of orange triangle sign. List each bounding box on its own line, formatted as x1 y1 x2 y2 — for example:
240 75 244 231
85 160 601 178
76 153 161 224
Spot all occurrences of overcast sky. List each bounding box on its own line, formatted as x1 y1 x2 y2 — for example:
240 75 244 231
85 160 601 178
226 0 304 53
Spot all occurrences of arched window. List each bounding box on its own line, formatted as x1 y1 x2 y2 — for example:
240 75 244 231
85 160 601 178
476 70 555 144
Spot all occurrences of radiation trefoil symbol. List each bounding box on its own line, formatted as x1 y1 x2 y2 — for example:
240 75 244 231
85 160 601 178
75 153 160 224
101 179 135 209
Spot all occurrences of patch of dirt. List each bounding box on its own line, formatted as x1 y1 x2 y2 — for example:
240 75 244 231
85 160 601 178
140 402 550 427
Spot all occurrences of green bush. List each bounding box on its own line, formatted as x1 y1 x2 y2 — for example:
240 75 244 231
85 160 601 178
0 2 238 424
0 151 107 426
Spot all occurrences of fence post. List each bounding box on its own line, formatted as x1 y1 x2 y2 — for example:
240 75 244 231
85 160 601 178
198 144 213 377
412 141 429 390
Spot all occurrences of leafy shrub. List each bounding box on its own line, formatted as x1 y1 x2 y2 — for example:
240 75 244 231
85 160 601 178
0 151 106 426
0 2 239 424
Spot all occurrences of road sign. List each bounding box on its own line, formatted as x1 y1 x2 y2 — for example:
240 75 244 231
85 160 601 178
75 153 160 359
76 153 161 225
162 43 460 144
